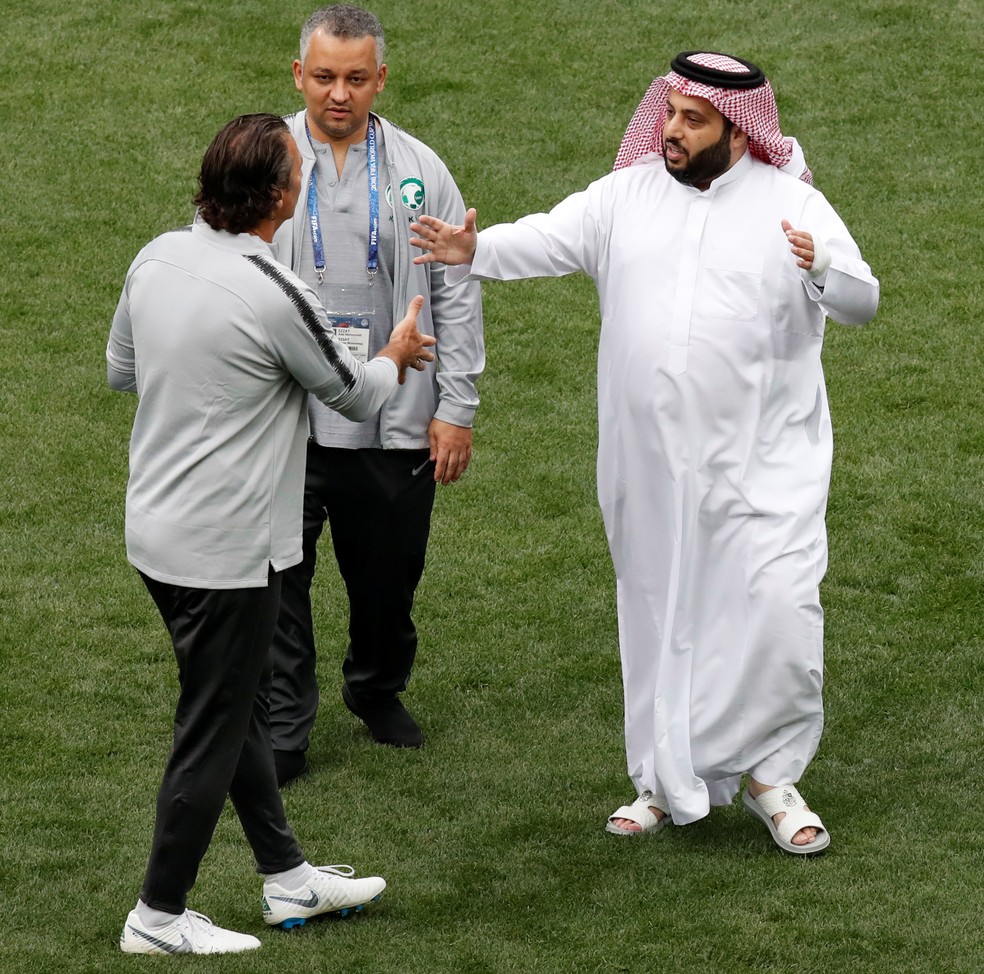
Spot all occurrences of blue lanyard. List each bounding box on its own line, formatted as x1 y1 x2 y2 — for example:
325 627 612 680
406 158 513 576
366 117 379 281
305 116 379 286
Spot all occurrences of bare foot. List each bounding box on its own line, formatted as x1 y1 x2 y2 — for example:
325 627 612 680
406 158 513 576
747 779 818 845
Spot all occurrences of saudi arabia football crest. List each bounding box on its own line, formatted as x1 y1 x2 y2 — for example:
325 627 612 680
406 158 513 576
399 177 425 211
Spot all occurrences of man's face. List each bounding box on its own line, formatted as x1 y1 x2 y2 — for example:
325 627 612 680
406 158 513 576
293 30 387 144
662 89 742 189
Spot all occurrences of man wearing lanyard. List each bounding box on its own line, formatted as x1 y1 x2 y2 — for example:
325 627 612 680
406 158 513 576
269 4 485 784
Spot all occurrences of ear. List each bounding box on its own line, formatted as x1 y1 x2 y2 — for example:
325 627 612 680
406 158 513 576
293 59 304 93
731 127 749 152
376 63 388 94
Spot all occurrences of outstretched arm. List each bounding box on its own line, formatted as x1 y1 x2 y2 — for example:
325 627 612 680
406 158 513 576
410 208 479 265
415 181 604 283
298 295 434 422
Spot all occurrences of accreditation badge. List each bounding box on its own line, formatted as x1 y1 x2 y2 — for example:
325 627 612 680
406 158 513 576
326 314 372 363
323 283 375 364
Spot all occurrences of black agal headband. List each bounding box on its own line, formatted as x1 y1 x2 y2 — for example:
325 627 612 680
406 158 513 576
670 52 766 90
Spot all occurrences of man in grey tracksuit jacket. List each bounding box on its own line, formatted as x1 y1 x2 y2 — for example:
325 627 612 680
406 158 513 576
275 108 484 446
267 7 484 778
108 113 433 954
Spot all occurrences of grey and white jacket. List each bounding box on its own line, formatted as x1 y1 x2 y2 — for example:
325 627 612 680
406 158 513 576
107 224 399 588
275 111 485 449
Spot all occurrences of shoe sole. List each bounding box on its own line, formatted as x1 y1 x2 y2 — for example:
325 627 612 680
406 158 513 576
274 893 383 930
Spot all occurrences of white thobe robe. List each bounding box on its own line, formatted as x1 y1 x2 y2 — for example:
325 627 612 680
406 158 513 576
454 152 879 825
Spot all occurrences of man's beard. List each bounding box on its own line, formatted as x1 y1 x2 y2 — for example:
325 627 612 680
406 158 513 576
664 122 733 187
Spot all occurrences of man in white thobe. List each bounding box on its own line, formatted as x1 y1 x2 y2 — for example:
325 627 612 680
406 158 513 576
410 51 879 854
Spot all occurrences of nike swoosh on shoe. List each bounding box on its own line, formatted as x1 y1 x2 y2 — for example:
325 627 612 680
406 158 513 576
268 889 320 909
127 925 192 954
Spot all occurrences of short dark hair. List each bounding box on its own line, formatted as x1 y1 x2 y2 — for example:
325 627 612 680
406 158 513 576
194 114 293 234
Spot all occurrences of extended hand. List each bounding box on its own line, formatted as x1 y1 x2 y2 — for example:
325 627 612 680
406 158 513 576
410 208 479 265
380 295 436 384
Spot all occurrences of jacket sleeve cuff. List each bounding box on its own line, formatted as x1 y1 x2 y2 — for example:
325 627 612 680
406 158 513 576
433 400 477 428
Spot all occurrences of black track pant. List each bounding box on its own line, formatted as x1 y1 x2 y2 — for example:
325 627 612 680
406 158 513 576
138 568 305 914
268 444 436 754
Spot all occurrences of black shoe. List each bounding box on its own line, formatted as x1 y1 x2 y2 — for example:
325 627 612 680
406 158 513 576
341 684 424 748
274 749 309 788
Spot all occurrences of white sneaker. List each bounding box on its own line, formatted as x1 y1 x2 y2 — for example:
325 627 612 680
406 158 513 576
262 864 386 929
120 908 261 955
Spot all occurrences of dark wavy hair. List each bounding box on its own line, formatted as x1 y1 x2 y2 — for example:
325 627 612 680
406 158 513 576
194 114 292 234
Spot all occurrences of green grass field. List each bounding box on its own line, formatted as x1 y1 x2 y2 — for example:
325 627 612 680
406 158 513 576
1 0 982 971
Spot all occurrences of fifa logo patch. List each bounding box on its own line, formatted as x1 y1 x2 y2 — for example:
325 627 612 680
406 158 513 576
399 177 425 211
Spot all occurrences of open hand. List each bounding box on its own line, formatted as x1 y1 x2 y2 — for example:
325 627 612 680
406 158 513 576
410 208 479 265
382 295 436 384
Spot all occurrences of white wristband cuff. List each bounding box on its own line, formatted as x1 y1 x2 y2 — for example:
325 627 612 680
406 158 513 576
808 236 831 280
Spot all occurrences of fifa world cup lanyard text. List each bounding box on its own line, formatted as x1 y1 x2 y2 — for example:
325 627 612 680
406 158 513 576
305 116 380 288
305 117 380 363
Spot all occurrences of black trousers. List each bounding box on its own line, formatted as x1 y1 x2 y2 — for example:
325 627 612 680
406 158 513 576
139 569 305 915
268 444 436 754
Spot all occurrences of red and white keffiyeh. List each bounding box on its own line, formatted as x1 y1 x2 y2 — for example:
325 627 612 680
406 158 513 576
613 51 812 184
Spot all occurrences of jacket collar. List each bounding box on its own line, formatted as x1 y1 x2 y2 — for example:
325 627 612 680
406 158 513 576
192 222 276 256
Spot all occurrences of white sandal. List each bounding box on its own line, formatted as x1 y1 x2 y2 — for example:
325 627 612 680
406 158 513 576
605 789 671 836
742 785 830 854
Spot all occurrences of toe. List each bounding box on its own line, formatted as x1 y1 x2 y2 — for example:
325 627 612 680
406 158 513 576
773 809 819 845
792 826 818 845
